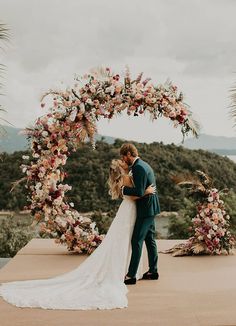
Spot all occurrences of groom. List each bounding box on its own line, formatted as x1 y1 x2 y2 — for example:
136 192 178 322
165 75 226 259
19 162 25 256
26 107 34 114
120 143 160 285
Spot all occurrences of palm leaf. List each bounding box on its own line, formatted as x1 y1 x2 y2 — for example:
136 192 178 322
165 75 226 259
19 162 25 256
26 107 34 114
0 23 9 132
0 23 9 43
185 110 200 138
170 173 202 187
229 81 236 126
195 170 212 186
170 170 212 194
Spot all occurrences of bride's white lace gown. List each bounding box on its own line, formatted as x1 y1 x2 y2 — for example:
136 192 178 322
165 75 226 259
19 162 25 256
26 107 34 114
0 197 145 310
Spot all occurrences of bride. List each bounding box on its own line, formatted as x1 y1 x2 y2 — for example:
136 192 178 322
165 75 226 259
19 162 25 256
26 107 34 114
0 159 155 310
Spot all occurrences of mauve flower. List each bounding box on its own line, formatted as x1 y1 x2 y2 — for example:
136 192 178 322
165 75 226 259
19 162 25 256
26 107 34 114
90 86 96 93
74 226 82 235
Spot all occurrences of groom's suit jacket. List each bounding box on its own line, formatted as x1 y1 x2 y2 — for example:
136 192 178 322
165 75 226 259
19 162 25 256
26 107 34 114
123 158 160 218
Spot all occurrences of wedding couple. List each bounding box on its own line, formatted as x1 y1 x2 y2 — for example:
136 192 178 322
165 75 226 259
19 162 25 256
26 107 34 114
0 143 160 310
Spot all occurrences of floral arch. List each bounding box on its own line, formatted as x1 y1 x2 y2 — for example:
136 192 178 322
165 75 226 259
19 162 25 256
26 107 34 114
21 67 199 254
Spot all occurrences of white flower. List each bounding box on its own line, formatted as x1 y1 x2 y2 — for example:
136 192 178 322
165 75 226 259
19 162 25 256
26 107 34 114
208 196 213 202
207 234 212 239
82 216 92 223
35 182 42 189
69 202 74 207
55 217 67 228
86 98 93 105
42 131 48 137
69 109 77 122
61 234 66 241
90 222 96 232
33 153 40 158
22 155 29 160
105 85 115 95
74 226 82 235
209 229 215 235
213 225 218 231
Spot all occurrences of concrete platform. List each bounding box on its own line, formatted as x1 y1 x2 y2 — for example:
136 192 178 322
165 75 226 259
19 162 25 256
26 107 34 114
0 239 236 326
0 258 11 269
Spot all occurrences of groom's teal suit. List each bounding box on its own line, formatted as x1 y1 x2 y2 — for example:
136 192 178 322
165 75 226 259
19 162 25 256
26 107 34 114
123 158 160 278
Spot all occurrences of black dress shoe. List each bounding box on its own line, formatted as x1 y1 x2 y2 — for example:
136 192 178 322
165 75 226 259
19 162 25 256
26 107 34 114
142 271 159 280
124 277 136 285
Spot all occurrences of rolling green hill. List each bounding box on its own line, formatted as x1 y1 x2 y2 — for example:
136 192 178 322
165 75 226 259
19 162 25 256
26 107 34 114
1 139 236 214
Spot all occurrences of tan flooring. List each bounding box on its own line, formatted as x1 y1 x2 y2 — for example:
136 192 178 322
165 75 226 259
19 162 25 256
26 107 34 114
0 239 236 326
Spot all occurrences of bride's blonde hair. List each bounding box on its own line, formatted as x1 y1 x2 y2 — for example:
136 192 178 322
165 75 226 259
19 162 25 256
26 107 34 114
108 159 125 199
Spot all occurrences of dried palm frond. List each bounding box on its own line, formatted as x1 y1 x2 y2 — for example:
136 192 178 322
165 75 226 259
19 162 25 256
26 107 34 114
0 24 10 135
186 114 200 138
40 90 62 103
85 119 97 140
160 243 190 256
171 170 212 195
0 23 9 43
124 65 130 79
229 80 236 127
136 72 143 83
170 173 205 193
195 170 212 186
89 67 110 80
171 173 200 186
10 177 27 192
191 242 206 254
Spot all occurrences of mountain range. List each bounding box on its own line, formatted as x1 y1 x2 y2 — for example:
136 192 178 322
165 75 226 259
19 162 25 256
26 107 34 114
1 125 236 155
182 133 236 155
0 125 116 153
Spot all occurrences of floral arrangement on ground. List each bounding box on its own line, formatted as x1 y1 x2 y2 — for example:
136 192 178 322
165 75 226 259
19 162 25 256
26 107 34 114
20 67 199 254
165 171 235 256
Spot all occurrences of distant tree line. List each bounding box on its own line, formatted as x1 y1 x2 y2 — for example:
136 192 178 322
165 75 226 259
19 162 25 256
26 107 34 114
1 139 236 214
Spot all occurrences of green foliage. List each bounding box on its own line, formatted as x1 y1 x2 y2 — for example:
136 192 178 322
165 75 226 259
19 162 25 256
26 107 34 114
167 198 196 239
167 190 236 240
221 190 236 235
1 140 236 215
91 209 116 234
0 215 35 257
0 151 28 210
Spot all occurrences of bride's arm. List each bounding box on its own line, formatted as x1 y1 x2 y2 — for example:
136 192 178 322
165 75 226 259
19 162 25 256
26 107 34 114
122 176 155 200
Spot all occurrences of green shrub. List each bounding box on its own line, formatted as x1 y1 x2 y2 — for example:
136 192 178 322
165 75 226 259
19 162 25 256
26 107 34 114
0 216 34 257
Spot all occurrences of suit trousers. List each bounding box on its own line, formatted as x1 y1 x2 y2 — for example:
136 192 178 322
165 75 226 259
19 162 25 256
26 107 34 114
127 215 158 278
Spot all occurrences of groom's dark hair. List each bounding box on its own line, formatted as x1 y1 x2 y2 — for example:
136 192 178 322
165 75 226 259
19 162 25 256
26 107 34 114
120 143 139 157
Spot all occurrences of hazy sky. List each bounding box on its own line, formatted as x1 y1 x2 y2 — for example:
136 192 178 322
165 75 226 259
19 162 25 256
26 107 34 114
1 0 236 144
